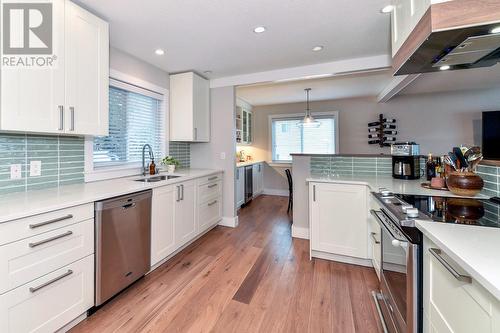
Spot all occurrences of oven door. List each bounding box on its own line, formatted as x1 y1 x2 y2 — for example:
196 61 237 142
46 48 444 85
371 209 419 333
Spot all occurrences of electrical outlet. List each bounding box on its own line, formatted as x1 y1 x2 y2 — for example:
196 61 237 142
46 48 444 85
30 160 42 177
10 164 22 180
220 152 226 160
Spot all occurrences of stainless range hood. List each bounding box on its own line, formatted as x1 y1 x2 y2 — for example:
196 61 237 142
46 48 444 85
394 1 500 76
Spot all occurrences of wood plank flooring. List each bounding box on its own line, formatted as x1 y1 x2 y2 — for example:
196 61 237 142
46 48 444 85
71 195 383 333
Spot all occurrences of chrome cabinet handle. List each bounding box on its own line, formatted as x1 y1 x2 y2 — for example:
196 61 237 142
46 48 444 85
194 128 198 140
29 269 73 293
69 106 75 131
29 231 73 248
208 183 218 188
429 248 472 283
370 232 380 244
208 176 217 181
313 185 316 202
29 214 73 229
176 186 181 202
181 185 184 201
58 105 64 130
208 200 218 206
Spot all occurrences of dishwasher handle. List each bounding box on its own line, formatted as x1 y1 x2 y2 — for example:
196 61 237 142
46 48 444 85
95 190 152 211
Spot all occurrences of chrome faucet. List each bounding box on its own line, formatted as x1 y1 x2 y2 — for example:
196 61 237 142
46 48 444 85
141 144 154 176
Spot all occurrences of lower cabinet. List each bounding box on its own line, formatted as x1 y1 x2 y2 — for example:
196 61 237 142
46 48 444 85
0 255 94 333
369 194 382 279
151 186 176 266
252 163 263 197
423 236 500 333
174 180 197 248
309 182 369 261
236 167 245 208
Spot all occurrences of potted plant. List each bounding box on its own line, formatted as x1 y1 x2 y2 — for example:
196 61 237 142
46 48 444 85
161 156 180 173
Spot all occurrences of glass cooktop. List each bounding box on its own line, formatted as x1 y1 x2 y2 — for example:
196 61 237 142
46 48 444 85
395 194 500 228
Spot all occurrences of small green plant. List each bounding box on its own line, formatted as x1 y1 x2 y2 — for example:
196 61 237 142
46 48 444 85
161 156 180 167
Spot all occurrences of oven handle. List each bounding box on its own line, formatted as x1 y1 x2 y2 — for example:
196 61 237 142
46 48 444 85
370 209 408 246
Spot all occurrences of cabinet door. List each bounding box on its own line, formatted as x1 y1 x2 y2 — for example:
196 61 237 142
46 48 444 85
236 167 245 208
310 183 368 259
174 181 196 248
151 186 176 266
252 164 259 196
0 0 65 133
65 1 109 136
193 73 210 142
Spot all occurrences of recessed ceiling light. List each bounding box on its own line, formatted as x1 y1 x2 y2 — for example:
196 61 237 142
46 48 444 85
312 46 324 52
203 70 212 75
380 5 394 13
491 26 500 34
440 65 451 71
154 48 165 56
253 26 266 33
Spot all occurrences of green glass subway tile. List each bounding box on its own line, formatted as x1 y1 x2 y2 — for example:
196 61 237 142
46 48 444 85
27 150 58 158
59 173 84 181
0 143 26 151
477 165 499 175
354 166 377 172
59 143 84 151
477 173 499 183
26 181 59 191
26 174 58 185
0 151 27 159
59 161 84 169
59 155 84 163
27 144 59 152
59 167 84 175
483 180 498 191
59 150 84 157
0 134 26 144
59 136 84 143
352 158 378 163
0 185 26 195
481 188 498 197
26 136 57 144
353 171 377 176
0 178 26 188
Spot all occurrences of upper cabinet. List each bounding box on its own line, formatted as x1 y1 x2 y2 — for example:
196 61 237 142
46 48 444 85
0 0 109 136
236 98 252 145
391 0 431 57
170 72 210 142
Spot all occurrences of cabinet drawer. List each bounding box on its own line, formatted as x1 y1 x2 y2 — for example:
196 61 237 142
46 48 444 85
429 249 496 333
198 173 222 185
0 255 94 333
198 197 222 232
198 180 222 203
0 203 94 246
0 219 94 294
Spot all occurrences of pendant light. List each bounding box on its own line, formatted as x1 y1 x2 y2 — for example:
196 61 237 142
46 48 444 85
298 88 320 128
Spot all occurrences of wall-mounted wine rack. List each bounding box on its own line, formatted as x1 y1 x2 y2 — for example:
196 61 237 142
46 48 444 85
368 113 397 148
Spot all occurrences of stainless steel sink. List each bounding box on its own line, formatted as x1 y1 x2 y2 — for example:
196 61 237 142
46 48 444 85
134 175 180 183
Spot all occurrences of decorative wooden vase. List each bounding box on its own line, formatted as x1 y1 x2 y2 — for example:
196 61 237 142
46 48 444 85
446 172 484 197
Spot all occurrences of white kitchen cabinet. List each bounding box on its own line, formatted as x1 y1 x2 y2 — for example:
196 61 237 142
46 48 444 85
151 186 176 266
0 255 94 333
0 0 109 136
423 236 500 333
170 72 210 142
65 1 109 135
236 167 245 208
309 182 369 261
391 0 431 57
252 163 263 197
174 180 197 248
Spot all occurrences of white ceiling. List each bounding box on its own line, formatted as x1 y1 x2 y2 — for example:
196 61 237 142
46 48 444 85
77 0 391 78
237 70 394 105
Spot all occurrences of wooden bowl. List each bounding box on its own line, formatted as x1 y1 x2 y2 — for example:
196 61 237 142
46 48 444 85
446 172 484 197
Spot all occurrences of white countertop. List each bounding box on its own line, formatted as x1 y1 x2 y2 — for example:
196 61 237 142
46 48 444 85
306 175 489 199
236 160 265 168
416 220 500 301
0 168 222 224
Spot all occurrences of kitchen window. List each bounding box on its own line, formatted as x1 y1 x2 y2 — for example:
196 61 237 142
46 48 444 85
270 112 339 162
85 71 167 181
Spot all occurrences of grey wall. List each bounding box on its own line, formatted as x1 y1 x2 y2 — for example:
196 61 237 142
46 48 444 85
191 87 237 222
249 88 500 159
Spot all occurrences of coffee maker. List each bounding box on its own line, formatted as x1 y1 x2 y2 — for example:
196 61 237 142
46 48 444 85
391 142 421 180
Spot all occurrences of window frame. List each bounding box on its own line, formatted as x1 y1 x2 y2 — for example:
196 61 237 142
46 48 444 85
268 111 339 163
84 69 168 182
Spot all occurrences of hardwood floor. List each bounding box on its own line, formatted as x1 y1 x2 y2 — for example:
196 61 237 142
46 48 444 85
71 195 383 333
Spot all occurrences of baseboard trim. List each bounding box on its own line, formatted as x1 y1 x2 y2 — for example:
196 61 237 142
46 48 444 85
311 250 373 268
56 312 87 332
262 189 289 197
219 216 239 228
291 225 309 239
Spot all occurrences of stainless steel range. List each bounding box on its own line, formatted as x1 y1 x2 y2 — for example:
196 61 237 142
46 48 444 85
371 189 431 333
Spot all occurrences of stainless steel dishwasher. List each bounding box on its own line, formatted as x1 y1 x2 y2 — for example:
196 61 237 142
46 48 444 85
95 190 152 306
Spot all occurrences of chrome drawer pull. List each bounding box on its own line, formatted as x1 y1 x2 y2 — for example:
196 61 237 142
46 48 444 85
370 232 380 244
429 248 472 283
208 183 218 188
208 200 218 206
29 214 74 229
29 231 73 248
29 269 73 293
208 176 217 181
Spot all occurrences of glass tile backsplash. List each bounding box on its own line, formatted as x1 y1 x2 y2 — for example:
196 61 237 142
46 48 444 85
0 133 84 195
310 156 393 177
168 142 190 169
477 165 500 197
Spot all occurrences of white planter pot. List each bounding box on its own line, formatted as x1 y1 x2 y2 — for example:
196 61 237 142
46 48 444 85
166 165 176 173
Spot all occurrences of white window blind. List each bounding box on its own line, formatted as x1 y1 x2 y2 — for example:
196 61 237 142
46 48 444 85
271 115 337 161
93 80 165 168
